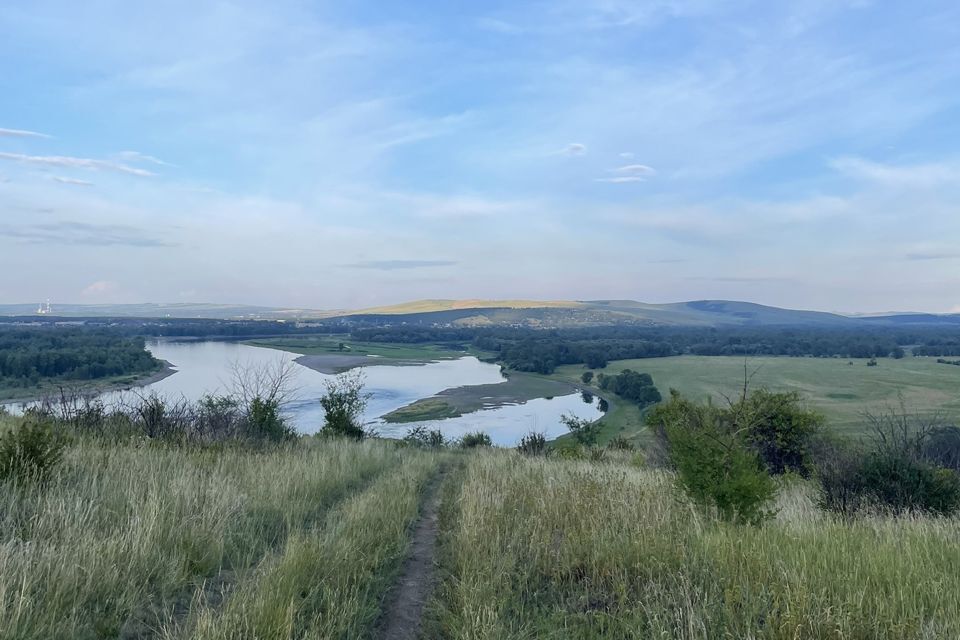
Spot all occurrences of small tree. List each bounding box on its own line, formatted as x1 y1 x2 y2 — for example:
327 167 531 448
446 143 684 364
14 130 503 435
404 426 447 448
561 413 601 446
648 391 776 525
319 371 371 439
581 371 594 385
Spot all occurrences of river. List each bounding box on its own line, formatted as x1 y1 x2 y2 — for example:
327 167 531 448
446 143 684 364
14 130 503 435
86 339 601 445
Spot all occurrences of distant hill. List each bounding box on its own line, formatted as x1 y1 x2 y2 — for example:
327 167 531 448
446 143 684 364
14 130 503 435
1 299 956 328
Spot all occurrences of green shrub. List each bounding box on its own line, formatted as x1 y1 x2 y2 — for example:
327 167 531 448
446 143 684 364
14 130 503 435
403 426 447 449
516 432 547 456
923 425 960 472
553 441 584 460
0 420 67 483
732 390 823 476
858 452 960 515
560 413 600 446
649 391 776 525
580 371 594 385
245 397 295 443
606 435 634 451
459 431 492 448
319 372 371 440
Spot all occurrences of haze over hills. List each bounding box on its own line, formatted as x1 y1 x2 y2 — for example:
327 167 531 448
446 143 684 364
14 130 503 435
2 299 959 327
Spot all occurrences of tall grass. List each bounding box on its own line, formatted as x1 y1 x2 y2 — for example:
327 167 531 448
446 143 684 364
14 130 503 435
429 451 960 639
0 431 432 639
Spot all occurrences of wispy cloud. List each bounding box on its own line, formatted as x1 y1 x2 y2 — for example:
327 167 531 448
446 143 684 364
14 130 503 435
53 176 94 186
114 151 173 167
595 176 646 183
906 251 960 261
344 260 458 270
830 157 960 188
81 280 117 296
0 127 50 139
559 143 587 156
4 221 172 247
0 152 156 177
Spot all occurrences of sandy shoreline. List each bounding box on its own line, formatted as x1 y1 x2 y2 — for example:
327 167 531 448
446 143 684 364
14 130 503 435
294 354 426 375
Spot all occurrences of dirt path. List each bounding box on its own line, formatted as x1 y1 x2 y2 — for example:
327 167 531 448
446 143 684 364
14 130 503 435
374 465 449 640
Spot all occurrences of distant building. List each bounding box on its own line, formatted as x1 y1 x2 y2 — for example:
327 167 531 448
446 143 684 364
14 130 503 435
36 299 52 315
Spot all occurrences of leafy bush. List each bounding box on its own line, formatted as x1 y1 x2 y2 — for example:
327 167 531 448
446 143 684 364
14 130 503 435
731 390 823 476
459 431 492 448
606 435 634 451
403 426 447 449
580 371 594 384
923 425 960 472
319 371 371 440
516 432 547 456
816 411 960 516
648 391 776 525
245 397 295 443
0 420 67 483
560 413 600 446
858 451 960 515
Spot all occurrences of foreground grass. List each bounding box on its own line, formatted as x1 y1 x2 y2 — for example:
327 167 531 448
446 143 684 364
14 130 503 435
552 355 960 437
0 433 441 639
429 450 960 639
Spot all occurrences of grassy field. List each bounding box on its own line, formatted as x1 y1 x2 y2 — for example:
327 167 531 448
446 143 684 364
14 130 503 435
552 355 960 438
3 414 960 639
427 451 960 639
0 416 445 639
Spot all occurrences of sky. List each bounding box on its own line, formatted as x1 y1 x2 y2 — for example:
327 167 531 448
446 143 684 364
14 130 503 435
1 0 959 313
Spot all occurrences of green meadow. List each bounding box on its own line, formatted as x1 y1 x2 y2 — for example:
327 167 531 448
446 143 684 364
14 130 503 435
553 355 960 438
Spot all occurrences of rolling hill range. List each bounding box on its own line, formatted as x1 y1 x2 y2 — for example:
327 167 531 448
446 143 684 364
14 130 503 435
1 299 957 327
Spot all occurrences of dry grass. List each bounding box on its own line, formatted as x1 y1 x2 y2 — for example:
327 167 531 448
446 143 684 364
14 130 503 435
429 451 960 639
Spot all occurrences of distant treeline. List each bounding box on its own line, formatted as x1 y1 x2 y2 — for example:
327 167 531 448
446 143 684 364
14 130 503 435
0 328 160 388
350 326 960 374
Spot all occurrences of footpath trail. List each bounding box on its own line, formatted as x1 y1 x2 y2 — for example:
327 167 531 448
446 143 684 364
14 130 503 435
374 463 451 640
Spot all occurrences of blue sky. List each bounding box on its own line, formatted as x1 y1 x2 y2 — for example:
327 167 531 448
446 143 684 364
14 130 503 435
1 0 959 312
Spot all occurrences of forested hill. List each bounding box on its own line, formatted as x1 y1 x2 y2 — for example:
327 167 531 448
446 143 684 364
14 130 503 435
1 299 958 328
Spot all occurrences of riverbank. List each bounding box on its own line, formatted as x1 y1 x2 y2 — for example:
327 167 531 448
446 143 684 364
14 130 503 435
294 354 430 375
381 372 580 423
0 360 177 405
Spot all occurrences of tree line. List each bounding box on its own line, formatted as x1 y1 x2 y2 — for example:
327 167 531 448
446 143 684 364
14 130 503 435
0 328 160 388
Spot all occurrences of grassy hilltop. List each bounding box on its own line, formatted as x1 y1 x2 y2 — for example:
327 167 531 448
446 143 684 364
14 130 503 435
2 408 960 639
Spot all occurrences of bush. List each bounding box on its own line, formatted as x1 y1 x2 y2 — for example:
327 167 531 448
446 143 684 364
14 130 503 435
516 432 547 456
813 436 868 516
0 420 67 483
560 413 600 446
459 431 492 448
648 391 776 525
732 390 823 476
858 452 960 515
319 371 371 440
923 425 960 472
606 435 634 451
580 371 594 385
403 426 447 449
245 397 296 443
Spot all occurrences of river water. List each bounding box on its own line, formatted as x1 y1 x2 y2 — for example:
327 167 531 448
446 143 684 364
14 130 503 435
81 339 601 445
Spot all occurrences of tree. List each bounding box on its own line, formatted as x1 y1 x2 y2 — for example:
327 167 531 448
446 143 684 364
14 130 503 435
319 370 371 439
561 413 601 446
581 371 594 385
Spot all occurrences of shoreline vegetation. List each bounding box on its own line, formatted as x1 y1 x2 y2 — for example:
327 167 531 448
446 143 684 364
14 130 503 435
381 372 580 423
0 360 177 405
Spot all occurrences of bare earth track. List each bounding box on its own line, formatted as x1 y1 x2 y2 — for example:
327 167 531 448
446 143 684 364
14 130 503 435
374 465 449 640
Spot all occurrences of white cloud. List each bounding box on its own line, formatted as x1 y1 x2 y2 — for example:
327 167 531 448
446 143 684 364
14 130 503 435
0 127 50 138
114 151 173 167
615 164 657 176
53 176 94 186
560 143 587 156
618 151 635 159
830 156 960 188
595 176 646 183
81 280 118 297
0 152 156 177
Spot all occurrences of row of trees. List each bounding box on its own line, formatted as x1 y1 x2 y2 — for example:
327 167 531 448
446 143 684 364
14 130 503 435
0 328 159 387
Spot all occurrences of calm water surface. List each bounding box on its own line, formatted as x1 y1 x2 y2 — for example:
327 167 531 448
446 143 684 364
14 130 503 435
91 340 601 445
